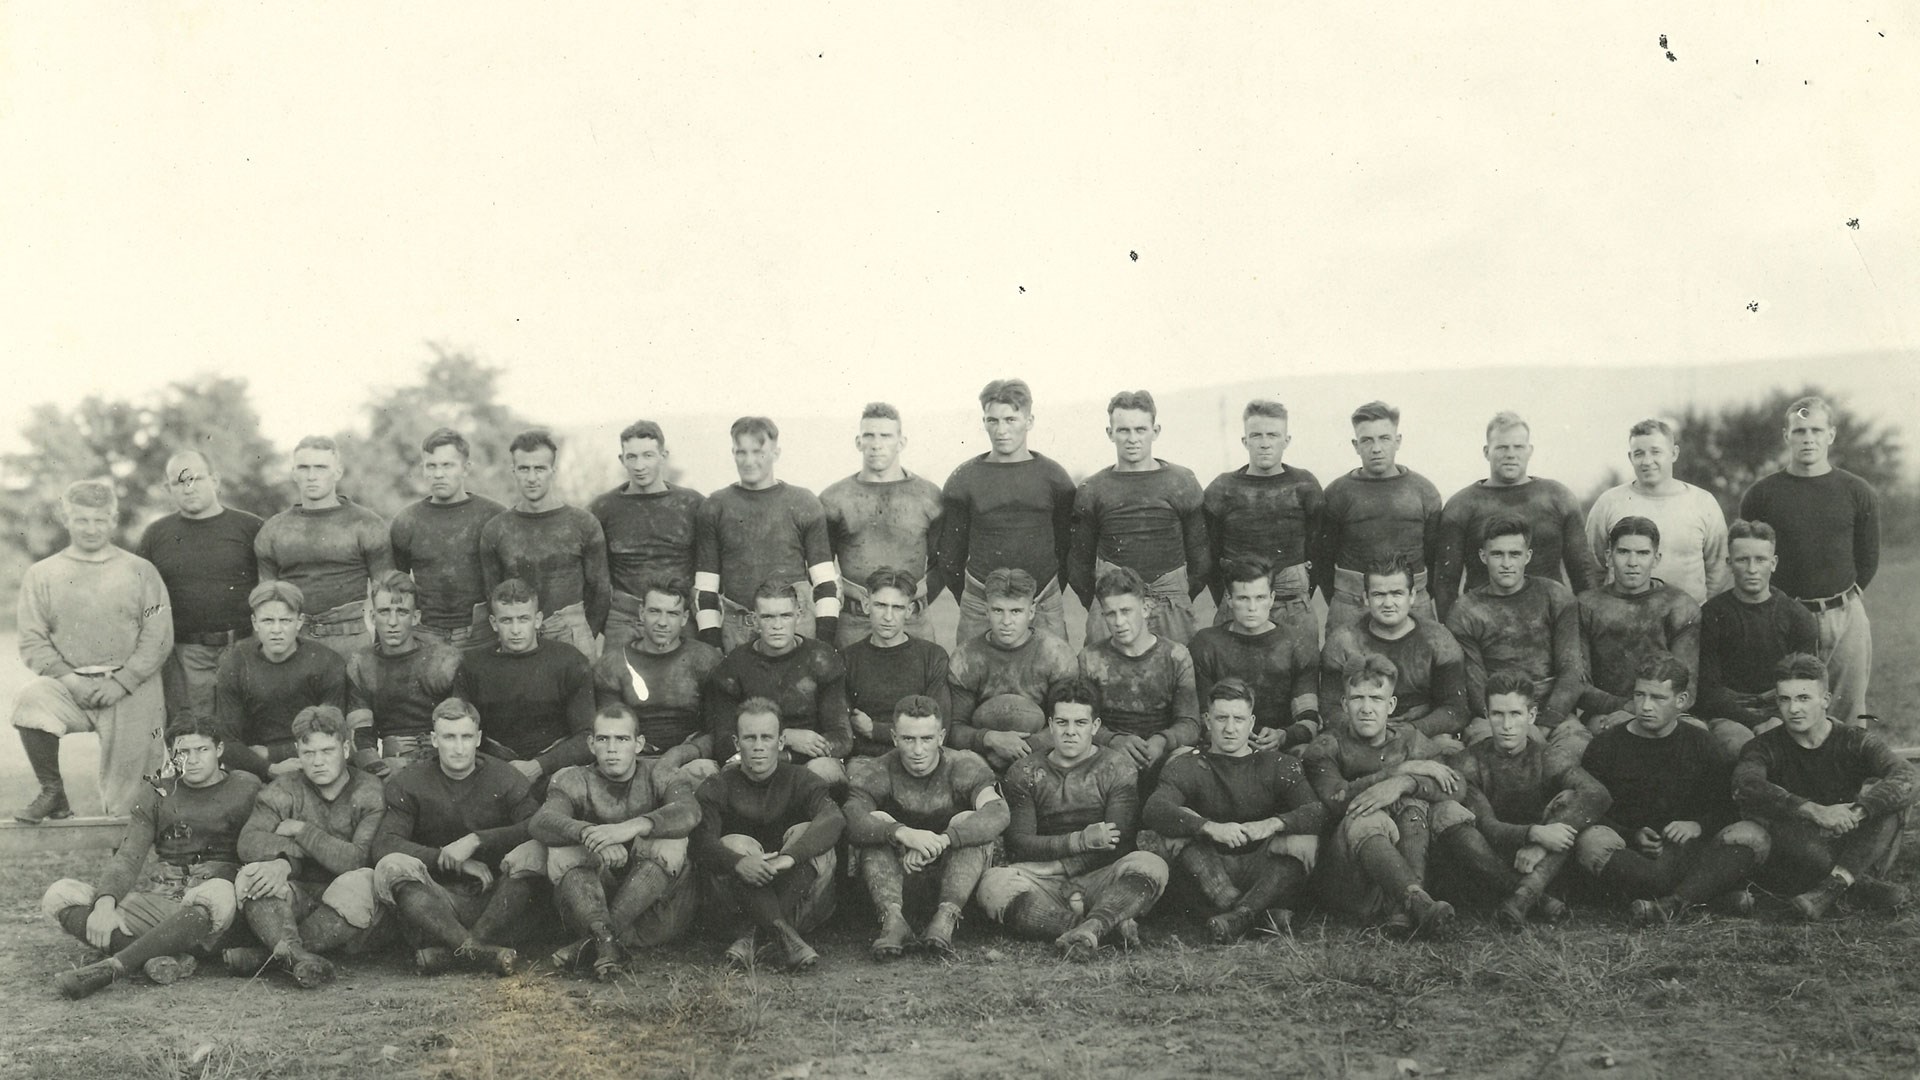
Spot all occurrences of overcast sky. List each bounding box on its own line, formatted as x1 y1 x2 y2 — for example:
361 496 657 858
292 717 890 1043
2 3 1915 453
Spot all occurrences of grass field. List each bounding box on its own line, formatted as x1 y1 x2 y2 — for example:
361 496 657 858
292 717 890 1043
1 555 1917 1079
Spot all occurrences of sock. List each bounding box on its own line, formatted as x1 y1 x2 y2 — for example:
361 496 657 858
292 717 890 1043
555 868 612 938
608 862 674 934
1596 847 1664 899
1394 803 1430 883
1356 834 1420 899
1674 843 1758 907
1177 844 1243 910
111 905 214 970
1001 891 1077 940
859 848 907 912
469 875 539 946
242 896 302 952
1437 823 1523 897
1083 873 1160 936
20 728 63 790
391 881 471 950
1235 853 1308 915
56 904 133 953
298 905 359 953
938 845 993 909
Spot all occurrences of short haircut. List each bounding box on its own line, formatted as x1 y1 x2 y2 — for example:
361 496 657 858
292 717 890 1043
489 577 539 610
1727 519 1777 548
978 379 1032 413
1222 556 1273 589
1786 396 1833 425
730 416 779 444
1362 552 1416 593
1242 398 1288 422
861 402 901 423
1481 515 1532 548
893 694 943 725
420 428 470 459
753 578 799 607
166 713 224 746
1107 389 1157 420
1350 400 1400 428
982 567 1037 603
249 580 305 614
636 573 691 609
1343 654 1398 692
619 420 667 447
593 703 640 733
736 696 783 729
864 566 919 598
293 434 338 456
1048 677 1101 716
432 697 482 730
1093 565 1148 604
1483 669 1538 705
1206 676 1256 711
1775 652 1828 687
371 570 418 606
1608 515 1662 551
292 704 353 745
1634 651 1692 695
1485 411 1530 440
509 429 559 457
1627 417 1676 443
61 479 116 512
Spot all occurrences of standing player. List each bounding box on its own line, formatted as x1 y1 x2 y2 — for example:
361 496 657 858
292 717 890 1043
937 379 1076 643
480 429 611 659
12 480 173 820
1739 397 1880 725
1315 401 1443 634
1069 390 1210 645
1575 518 1702 736
843 568 952 759
215 582 350 781
1585 418 1729 604
453 578 597 787
591 575 722 769
695 417 839 653
945 568 1079 772
1319 556 1469 739
1075 567 1202 776
139 450 264 726
705 580 852 785
390 428 507 650
588 420 705 657
1186 558 1323 753
820 404 945 647
1443 517 1585 737
255 435 393 658
346 572 463 774
1697 521 1817 737
1202 398 1324 629
1431 412 1596 620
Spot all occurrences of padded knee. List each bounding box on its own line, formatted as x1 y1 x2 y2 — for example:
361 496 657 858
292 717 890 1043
1339 809 1399 855
803 756 847 786
974 866 1038 920
319 868 380 929
1135 828 1186 862
1268 832 1321 875
1717 820 1772 862
1574 825 1624 875
674 759 720 786
1114 851 1170 893
11 677 80 735
41 878 95 922
632 836 689 877
500 839 549 879
721 833 767 858
373 852 433 905
544 844 595 883
1430 798 1477 833
182 878 238 934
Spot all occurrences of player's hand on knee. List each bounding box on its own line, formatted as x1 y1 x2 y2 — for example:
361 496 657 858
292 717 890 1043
850 710 876 740
457 859 494 890
1250 727 1283 752
983 731 1032 762
1803 802 1861 834
1661 820 1702 845
1079 822 1122 851
85 898 120 950
1529 823 1578 853
597 845 630 871
241 859 293 900
1514 844 1547 874
1201 821 1249 849
1631 826 1663 856
734 855 777 886
1109 734 1151 766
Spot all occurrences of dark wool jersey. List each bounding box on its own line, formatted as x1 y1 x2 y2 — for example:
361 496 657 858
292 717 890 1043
1697 590 1818 728
1067 462 1210 603
255 499 394 615
480 505 612 632
1734 723 1919 822
215 639 349 774
843 636 952 757
819 472 946 595
705 638 851 758
530 760 700 843
1187 623 1320 731
1581 722 1735 835
1314 466 1443 588
691 762 845 868
390 494 508 630
1202 465 1324 592
96 771 262 902
1444 576 1585 722
586 483 705 598
346 637 464 740
592 637 723 752
372 755 538 869
695 482 834 607
137 508 265 636
1319 617 1468 736
845 749 1006 844
936 453 1076 596
946 631 1078 750
1076 637 1202 748
1739 469 1881 599
1143 749 1327 852
1445 740 1610 849
1301 725 1451 819
1576 582 1700 713
1431 478 1597 616
453 641 595 773
237 769 387 882
1001 747 1141 873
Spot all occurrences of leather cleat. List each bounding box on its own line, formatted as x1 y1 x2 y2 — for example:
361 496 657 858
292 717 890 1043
55 958 121 1000
16 788 73 825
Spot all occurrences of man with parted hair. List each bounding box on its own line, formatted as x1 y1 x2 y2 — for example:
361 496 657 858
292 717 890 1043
1203 397 1325 628
1443 516 1586 738
139 449 265 727
589 420 706 657
215 580 349 781
1186 557 1324 753
480 428 611 659
591 573 722 768
1315 400 1444 635
256 434 394 658
705 577 853 785
695 416 840 652
390 428 508 649
230 704 386 987
1320 554 1469 740
1585 418 1729 604
346 570 463 774
1069 389 1210 645
938 379 1076 643
1740 396 1880 725
1075 565 1202 776
453 577 597 789
945 567 1079 772
1141 678 1326 943
821 403 946 648
12 479 174 820
1697 520 1818 735
1572 517 1703 754
843 566 952 759
1431 411 1596 620
845 695 1008 960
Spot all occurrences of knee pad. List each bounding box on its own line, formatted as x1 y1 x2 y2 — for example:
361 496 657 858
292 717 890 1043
719 833 766 858
41 878 95 922
974 866 1037 920
674 759 720 786
803 757 847 786
1340 810 1399 851
373 852 432 904
1717 820 1772 862
1269 833 1321 874
183 878 238 934
544 844 594 884
319 868 380 929
12 678 78 734
1135 829 1186 863
632 836 689 876
1115 851 1171 892
1430 799 1476 833
1574 826 1624 875
500 839 549 879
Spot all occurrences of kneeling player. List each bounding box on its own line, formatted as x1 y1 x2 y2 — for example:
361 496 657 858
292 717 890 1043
975 679 1170 959
845 696 1008 960
1141 678 1326 942
42 716 261 999
531 704 701 980
1733 654 1916 920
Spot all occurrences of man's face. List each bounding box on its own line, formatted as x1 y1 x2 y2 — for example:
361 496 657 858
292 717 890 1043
981 403 1032 457
640 590 688 651
1100 591 1148 648
512 445 557 504
1241 414 1290 472
371 589 420 651
1785 409 1835 470
1483 425 1533 484
431 716 482 775
1775 677 1830 735
1629 677 1688 734
591 716 643 778
894 713 945 777
1364 572 1412 630
1226 578 1275 632
1627 432 1676 487
986 594 1035 647
171 734 223 786
421 444 471 503
1608 535 1660 592
735 712 784 780
1485 691 1536 754
291 447 341 503
619 437 667 490
1728 537 1777 599
490 599 543 654
253 600 303 660
732 435 779 486
165 460 219 515
296 731 348 789
856 418 904 475
61 502 116 554
1344 679 1396 741
1048 702 1100 763
867 586 912 646
754 595 801 652
1205 697 1256 756
1351 419 1402 477
1480 534 1533 592
1107 407 1159 468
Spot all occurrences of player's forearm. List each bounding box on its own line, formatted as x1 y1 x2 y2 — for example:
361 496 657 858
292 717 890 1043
297 824 366 874
779 804 846 862
1142 791 1204 838
528 801 588 845
472 820 533 859
947 799 1009 846
642 796 701 839
841 798 898 846
1858 751 1920 817
535 732 593 777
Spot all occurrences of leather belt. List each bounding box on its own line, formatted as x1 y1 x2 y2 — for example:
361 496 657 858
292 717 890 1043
1800 583 1861 613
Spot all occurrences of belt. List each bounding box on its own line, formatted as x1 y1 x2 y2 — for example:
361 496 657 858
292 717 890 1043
1800 583 1861 613
178 629 249 647
304 618 365 638
72 665 124 678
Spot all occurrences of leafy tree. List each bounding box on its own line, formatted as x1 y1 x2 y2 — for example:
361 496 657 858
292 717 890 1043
1667 386 1903 519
